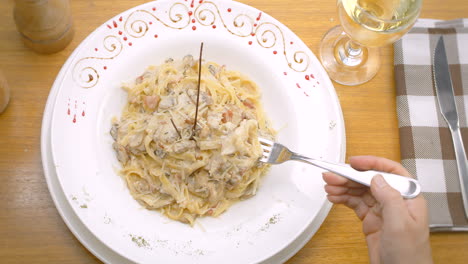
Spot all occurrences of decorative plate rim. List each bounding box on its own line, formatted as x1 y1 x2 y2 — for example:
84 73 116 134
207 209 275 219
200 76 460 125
47 0 346 263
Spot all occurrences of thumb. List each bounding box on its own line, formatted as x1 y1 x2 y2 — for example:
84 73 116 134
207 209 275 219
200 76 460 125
370 174 409 222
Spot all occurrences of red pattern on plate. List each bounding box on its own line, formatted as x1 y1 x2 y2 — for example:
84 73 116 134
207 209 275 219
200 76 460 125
81 1 320 99
67 99 86 123
256 12 262 21
82 102 86 117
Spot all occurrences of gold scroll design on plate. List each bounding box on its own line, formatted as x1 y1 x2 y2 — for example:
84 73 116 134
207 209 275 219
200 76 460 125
72 35 123 88
194 1 254 37
255 22 309 72
72 3 189 88
124 3 190 38
194 1 309 72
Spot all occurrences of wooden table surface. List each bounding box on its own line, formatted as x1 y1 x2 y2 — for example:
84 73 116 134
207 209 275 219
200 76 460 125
1 0 467 263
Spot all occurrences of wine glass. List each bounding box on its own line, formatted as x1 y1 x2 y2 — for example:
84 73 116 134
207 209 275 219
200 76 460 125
320 0 423 86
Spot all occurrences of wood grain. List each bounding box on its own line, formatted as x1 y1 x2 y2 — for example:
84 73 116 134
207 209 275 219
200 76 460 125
0 70 10 113
0 0 467 263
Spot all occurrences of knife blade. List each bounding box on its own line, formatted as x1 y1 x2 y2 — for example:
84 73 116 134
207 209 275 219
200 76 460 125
433 36 468 219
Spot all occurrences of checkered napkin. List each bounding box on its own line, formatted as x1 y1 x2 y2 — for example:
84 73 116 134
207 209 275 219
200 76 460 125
394 19 468 231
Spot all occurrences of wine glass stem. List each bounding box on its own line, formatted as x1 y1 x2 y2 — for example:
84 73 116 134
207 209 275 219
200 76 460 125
336 38 365 67
346 40 362 57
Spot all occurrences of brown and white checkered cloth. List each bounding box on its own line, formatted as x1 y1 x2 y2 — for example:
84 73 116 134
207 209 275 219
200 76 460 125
394 19 468 231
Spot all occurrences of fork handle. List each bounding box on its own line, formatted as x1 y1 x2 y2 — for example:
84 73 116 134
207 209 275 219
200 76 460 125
292 155 421 199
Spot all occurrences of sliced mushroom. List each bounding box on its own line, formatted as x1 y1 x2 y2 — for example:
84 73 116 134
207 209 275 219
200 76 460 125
207 180 225 205
206 154 226 175
154 148 167 159
128 131 144 148
172 139 196 154
127 131 146 154
133 179 151 194
201 91 213 105
187 170 210 198
110 124 118 141
182 55 194 69
113 142 129 164
208 64 218 76
187 89 212 106
159 96 177 110
154 121 179 144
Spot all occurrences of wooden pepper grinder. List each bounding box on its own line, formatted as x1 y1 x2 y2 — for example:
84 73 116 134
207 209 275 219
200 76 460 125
0 71 10 114
13 0 74 54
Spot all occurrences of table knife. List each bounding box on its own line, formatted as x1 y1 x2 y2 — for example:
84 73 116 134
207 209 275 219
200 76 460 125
433 36 468 219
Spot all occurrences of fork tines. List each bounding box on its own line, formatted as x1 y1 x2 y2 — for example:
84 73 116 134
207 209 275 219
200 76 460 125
258 137 273 163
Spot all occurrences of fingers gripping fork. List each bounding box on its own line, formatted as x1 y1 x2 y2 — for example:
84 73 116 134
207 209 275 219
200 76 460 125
258 137 421 199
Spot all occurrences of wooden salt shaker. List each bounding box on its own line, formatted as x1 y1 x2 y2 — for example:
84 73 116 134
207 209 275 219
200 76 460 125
13 0 74 54
0 71 10 114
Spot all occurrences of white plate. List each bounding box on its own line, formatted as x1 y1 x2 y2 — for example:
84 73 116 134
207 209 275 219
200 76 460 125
40 42 338 264
40 27 340 264
49 0 345 263
41 37 134 264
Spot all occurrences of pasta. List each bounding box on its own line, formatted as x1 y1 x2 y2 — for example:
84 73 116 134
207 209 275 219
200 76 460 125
111 55 275 225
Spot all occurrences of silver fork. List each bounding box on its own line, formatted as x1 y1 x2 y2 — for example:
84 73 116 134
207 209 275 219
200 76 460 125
258 137 421 199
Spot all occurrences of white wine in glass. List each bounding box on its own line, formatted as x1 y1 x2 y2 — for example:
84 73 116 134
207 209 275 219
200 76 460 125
320 0 422 85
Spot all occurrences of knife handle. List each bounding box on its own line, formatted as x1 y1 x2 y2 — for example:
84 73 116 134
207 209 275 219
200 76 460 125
451 127 468 219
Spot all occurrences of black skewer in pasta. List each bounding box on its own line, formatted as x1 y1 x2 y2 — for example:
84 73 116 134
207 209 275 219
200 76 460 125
191 42 204 139
170 118 182 140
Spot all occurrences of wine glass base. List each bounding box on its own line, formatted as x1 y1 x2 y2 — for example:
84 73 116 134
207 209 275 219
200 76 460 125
320 25 380 86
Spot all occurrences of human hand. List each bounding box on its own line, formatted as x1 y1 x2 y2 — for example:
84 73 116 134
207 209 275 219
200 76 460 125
322 156 432 264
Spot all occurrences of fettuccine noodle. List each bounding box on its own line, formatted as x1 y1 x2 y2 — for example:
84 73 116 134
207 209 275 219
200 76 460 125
111 55 275 225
